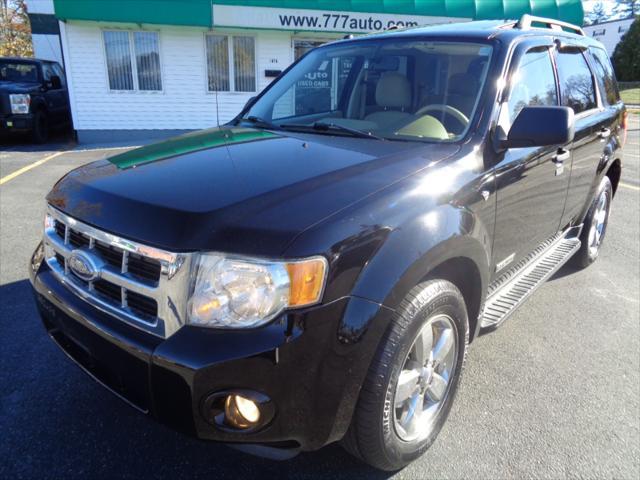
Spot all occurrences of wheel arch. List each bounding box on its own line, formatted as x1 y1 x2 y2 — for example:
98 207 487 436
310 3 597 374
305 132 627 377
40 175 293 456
31 96 48 113
350 210 492 343
421 256 484 342
606 158 622 197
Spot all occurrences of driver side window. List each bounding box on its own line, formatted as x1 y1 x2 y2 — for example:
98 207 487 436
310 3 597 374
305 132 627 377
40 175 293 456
508 49 558 123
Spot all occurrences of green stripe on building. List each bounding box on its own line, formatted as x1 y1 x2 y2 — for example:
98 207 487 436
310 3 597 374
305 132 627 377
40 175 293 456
53 0 584 27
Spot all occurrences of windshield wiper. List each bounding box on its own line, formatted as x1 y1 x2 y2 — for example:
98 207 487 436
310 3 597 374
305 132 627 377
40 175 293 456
279 121 383 140
313 121 384 140
240 116 280 130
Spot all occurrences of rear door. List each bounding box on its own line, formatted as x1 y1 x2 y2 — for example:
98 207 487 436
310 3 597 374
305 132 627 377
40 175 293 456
557 45 622 227
491 41 571 279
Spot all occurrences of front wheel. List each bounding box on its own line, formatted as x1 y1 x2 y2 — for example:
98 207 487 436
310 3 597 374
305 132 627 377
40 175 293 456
343 280 469 471
31 110 49 144
573 176 612 268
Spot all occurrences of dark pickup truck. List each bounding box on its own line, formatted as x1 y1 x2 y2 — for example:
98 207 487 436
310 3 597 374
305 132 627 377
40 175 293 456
0 57 70 143
29 16 626 471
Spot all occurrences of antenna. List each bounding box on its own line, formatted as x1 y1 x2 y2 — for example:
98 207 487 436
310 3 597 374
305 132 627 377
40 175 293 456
213 79 220 128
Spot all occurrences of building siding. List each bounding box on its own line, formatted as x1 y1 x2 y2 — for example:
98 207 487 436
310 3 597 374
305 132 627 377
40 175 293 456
584 18 635 56
62 22 304 133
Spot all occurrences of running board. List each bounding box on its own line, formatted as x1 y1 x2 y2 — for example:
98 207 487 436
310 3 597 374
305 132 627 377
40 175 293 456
480 226 582 330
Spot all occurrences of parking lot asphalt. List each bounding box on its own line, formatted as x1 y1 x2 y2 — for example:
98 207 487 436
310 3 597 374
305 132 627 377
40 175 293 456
1 118 639 479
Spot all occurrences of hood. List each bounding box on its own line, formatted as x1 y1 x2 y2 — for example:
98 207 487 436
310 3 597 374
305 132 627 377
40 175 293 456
48 126 459 255
0 81 40 94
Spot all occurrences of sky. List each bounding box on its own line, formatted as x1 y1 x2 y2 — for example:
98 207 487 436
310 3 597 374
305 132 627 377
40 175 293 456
582 0 637 22
583 0 617 15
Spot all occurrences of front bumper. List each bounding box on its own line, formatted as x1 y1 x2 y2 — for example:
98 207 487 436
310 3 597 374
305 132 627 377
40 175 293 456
1 113 34 133
29 243 390 452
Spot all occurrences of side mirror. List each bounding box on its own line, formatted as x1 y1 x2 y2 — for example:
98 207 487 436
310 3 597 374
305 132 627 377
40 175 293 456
48 75 62 90
503 106 574 149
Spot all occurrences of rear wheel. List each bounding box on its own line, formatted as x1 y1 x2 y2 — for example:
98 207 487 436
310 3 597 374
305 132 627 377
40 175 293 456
573 176 612 268
343 280 468 471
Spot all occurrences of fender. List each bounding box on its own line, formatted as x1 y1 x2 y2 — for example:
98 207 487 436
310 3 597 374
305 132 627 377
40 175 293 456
297 205 492 445
350 204 490 314
30 95 47 112
283 164 494 443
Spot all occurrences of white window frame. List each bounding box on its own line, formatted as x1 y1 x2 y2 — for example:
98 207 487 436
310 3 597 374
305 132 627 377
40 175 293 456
205 32 257 94
102 29 164 93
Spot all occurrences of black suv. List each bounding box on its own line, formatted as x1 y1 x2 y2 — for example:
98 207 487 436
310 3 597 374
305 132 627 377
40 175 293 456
29 16 626 470
0 57 70 143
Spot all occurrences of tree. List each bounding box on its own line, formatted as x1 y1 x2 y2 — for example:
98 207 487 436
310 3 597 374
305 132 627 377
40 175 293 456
0 0 33 57
612 0 640 19
612 16 640 81
588 2 609 24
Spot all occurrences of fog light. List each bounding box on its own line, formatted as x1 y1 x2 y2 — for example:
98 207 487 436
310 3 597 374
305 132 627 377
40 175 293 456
225 394 261 429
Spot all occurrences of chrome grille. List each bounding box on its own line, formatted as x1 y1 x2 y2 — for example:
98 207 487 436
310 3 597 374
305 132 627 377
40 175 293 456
43 206 193 338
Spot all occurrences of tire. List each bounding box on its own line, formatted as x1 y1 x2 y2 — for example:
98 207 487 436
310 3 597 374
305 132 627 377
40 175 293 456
572 176 613 269
31 110 49 144
343 280 469 471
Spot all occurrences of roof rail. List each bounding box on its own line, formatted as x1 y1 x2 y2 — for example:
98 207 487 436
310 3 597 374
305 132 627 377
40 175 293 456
516 14 585 36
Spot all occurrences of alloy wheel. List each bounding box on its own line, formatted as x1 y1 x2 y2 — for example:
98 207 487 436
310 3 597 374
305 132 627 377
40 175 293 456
393 314 458 442
588 189 609 257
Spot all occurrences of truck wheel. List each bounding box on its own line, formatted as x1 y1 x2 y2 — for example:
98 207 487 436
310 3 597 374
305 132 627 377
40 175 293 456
344 280 468 471
31 110 49 144
573 176 612 268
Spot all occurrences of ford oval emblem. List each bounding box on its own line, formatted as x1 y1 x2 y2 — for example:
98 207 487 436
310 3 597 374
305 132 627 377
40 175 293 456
68 250 100 282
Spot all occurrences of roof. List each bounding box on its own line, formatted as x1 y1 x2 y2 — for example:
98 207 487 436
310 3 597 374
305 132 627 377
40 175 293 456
331 18 604 50
53 0 585 29
0 57 47 63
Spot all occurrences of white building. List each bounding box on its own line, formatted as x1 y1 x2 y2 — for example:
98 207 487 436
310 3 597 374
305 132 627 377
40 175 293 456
39 0 584 143
584 17 635 56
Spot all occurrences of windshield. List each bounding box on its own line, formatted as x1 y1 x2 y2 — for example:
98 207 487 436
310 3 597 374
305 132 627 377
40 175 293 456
241 39 493 142
0 61 39 83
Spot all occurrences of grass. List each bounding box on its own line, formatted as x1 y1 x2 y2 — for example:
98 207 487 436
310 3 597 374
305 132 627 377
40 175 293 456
619 81 640 105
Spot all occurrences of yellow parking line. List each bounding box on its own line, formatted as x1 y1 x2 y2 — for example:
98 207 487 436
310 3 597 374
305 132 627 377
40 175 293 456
0 151 66 186
620 182 640 192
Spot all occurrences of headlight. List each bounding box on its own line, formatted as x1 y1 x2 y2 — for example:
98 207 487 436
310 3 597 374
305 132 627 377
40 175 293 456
9 94 30 114
187 253 327 329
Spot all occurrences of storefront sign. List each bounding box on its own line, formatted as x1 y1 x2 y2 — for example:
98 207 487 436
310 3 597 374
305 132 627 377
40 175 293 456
212 5 467 33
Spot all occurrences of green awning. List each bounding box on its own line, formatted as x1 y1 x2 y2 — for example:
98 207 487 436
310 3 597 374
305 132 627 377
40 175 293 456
54 0 214 27
53 0 584 28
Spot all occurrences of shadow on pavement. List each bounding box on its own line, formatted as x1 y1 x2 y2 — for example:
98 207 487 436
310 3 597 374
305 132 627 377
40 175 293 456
0 278 393 480
0 130 76 153
548 262 583 282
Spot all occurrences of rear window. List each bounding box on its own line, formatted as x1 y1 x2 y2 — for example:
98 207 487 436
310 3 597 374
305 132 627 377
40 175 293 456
555 50 597 114
589 47 620 106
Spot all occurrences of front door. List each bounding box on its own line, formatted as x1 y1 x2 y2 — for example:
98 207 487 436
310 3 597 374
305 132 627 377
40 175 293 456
491 43 571 280
41 63 69 124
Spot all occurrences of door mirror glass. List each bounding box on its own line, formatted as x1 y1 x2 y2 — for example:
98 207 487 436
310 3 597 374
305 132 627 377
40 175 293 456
504 106 575 148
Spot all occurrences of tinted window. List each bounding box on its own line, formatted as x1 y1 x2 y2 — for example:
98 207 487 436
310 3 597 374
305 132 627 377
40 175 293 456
52 64 66 87
590 48 620 106
0 61 39 82
556 51 597 114
508 49 558 123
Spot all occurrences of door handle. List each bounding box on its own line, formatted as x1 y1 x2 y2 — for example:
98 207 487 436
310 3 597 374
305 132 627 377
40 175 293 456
553 148 570 163
598 128 611 139
552 148 569 176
